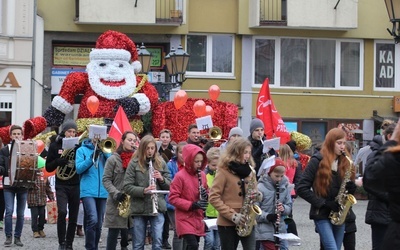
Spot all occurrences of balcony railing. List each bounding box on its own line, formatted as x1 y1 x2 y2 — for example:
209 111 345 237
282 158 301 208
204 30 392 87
74 0 184 25
259 0 287 26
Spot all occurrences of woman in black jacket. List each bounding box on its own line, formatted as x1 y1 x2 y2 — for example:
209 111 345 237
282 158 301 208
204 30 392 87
297 128 356 250
363 119 400 249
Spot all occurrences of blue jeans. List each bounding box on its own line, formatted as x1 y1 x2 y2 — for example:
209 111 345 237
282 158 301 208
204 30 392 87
82 197 106 250
132 214 164 250
4 189 27 238
314 219 345 250
204 229 220 250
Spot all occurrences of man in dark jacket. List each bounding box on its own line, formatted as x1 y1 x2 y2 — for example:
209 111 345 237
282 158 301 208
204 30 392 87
0 125 26 247
363 123 395 250
45 120 80 250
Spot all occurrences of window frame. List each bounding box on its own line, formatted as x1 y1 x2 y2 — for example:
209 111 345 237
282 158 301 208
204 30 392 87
185 33 235 79
374 40 400 91
252 36 364 90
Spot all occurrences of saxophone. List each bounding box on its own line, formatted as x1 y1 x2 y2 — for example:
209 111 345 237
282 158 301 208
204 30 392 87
236 164 262 237
329 152 357 225
149 160 158 216
117 193 131 218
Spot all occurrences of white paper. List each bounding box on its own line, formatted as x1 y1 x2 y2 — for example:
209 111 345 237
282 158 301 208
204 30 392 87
273 233 301 245
195 115 213 131
204 218 217 230
62 137 79 150
258 155 276 176
89 125 107 140
263 137 281 152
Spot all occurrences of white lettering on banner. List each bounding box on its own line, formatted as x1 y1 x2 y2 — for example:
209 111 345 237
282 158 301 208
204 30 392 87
379 50 393 64
257 95 277 116
380 65 394 78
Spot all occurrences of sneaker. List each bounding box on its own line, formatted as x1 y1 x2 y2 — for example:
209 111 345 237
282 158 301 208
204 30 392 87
4 236 12 246
33 231 41 238
39 230 46 238
0 220 3 230
14 237 23 247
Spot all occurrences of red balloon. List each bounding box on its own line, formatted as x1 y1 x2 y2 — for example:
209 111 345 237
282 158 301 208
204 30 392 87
174 90 188 110
208 85 220 100
36 140 45 154
205 105 214 118
87 95 99 115
193 100 207 117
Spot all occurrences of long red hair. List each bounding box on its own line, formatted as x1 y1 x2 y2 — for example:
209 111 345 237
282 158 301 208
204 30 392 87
314 128 352 197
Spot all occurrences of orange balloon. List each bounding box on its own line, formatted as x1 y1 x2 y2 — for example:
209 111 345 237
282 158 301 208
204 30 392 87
87 95 99 115
174 90 188 110
208 85 220 100
36 140 45 154
43 168 56 178
193 100 207 117
205 105 214 118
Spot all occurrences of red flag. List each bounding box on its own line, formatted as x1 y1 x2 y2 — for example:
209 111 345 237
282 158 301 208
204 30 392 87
256 78 290 144
108 107 133 145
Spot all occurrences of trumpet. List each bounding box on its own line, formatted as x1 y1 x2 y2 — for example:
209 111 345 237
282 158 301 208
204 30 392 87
196 126 227 146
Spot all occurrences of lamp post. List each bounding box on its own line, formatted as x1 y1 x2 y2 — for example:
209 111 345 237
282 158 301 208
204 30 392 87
384 0 400 43
137 43 190 100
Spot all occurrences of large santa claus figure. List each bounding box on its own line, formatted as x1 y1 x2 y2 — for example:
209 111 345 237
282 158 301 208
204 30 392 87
43 30 159 132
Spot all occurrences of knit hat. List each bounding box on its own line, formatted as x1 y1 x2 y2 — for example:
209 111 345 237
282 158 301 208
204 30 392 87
249 118 264 134
286 140 297 153
268 158 286 175
61 119 77 133
228 127 243 138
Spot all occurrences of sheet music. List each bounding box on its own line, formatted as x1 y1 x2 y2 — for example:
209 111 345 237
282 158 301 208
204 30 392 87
62 137 79 150
273 233 301 246
204 218 217 230
258 155 276 176
263 137 281 152
89 125 107 140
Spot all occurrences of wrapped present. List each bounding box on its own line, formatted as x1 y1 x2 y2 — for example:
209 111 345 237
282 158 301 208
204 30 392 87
46 200 57 224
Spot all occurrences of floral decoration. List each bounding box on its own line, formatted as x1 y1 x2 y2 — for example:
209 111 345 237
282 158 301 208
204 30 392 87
152 98 239 143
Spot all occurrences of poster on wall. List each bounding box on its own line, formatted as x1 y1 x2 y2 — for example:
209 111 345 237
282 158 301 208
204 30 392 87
302 122 327 149
51 68 86 95
375 43 395 88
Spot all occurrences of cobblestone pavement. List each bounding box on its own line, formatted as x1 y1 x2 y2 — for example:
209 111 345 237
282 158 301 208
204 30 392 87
0 198 371 249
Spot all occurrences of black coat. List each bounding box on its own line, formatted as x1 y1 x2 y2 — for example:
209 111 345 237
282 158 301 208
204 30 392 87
296 152 344 220
364 140 400 223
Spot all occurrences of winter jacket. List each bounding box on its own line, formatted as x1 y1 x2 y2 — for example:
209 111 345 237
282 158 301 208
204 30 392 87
248 135 265 175
27 171 54 207
123 157 170 216
102 153 132 229
363 138 392 226
205 166 218 218
0 144 27 191
255 175 292 241
364 140 400 223
75 138 109 199
209 162 258 227
296 152 345 220
165 156 183 211
169 144 208 237
46 134 80 186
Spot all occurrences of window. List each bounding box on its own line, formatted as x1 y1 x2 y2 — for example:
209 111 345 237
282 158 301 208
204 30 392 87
187 34 234 77
0 94 14 127
254 37 363 89
374 41 399 90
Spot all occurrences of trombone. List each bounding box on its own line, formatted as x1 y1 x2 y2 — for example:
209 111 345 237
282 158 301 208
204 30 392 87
92 135 117 167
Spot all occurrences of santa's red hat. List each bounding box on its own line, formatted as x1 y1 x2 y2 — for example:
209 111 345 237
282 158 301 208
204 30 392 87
23 116 47 140
92 30 142 73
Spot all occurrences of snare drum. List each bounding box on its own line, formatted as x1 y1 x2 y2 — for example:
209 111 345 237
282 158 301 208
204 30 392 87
9 140 38 188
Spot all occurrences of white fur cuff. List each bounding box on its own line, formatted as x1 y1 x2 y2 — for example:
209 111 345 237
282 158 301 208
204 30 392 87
52 96 74 114
133 93 151 115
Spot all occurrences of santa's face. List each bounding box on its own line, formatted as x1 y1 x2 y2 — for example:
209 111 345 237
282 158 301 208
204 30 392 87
87 59 136 99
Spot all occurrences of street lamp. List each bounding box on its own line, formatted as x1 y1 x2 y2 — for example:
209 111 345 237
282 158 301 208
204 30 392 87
384 0 400 43
137 44 190 100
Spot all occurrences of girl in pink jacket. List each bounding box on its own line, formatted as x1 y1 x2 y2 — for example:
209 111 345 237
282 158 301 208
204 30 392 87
169 144 208 250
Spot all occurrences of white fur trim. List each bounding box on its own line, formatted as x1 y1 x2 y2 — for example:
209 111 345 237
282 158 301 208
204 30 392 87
52 96 73 114
133 93 151 115
132 60 142 73
90 49 131 62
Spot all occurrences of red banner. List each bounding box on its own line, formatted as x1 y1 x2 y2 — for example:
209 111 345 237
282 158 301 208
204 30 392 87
108 107 133 145
256 78 290 144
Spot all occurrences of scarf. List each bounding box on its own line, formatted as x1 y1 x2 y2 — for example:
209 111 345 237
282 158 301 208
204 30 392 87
120 151 134 169
228 161 252 179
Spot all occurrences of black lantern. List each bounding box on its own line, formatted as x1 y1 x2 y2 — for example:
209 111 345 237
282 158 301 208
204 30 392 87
165 45 190 86
384 0 400 43
137 43 152 74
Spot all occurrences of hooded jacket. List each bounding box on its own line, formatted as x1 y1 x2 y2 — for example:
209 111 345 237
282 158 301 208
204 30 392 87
255 174 292 241
169 144 208 237
75 138 109 198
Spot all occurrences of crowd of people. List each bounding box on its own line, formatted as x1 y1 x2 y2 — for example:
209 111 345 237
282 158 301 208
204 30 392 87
1 117 400 250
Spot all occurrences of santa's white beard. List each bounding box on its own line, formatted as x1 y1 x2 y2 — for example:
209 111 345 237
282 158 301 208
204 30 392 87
87 60 137 100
